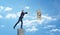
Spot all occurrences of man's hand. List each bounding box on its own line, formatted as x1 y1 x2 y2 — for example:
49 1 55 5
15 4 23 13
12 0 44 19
25 12 28 14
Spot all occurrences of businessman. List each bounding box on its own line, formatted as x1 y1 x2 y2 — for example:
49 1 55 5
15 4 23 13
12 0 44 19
13 10 28 29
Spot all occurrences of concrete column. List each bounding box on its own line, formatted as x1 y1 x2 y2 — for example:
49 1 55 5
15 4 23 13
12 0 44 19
17 28 24 35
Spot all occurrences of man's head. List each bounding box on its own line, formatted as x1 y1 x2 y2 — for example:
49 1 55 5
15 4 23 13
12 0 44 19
22 10 28 14
22 10 24 12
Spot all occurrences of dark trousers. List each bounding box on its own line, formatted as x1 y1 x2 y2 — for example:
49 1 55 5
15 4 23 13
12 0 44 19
13 18 23 29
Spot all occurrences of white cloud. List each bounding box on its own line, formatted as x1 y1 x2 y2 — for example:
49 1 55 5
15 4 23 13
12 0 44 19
50 29 60 32
5 11 22 19
5 14 17 19
25 6 30 9
4 7 12 12
26 26 38 32
23 20 37 27
16 12 21 17
42 15 57 21
23 15 57 26
43 25 56 29
0 6 4 10
23 19 45 28
22 14 57 32
5 11 21 19
0 15 3 18
0 6 13 13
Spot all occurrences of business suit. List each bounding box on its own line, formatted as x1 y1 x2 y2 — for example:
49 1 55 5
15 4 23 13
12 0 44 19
13 10 27 29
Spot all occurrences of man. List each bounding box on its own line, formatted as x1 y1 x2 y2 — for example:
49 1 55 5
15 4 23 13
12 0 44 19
13 10 28 29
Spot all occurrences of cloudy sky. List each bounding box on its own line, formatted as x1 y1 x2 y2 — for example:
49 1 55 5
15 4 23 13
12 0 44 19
0 0 60 35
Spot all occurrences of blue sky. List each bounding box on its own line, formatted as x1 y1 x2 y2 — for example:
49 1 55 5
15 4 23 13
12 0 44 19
0 0 60 35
